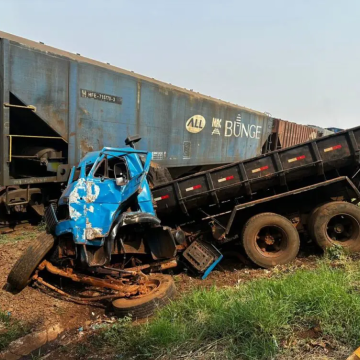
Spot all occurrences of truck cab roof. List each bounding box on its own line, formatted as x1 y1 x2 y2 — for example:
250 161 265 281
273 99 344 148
77 147 149 168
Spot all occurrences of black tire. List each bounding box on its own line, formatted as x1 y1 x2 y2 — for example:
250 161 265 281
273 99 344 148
309 201 360 252
242 212 300 268
7 233 54 291
307 202 328 241
112 274 176 319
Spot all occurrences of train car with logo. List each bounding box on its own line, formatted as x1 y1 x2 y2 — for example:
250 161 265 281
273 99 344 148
0 31 273 218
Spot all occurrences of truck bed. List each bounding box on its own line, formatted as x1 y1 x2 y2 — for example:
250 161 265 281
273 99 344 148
152 126 360 217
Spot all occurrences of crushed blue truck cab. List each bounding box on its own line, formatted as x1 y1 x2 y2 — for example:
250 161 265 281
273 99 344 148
50 140 223 277
56 147 154 246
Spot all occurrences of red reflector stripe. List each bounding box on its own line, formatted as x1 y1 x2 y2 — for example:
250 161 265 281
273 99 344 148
252 165 269 173
154 195 169 202
324 144 342 152
288 155 306 163
185 184 202 192
218 175 235 183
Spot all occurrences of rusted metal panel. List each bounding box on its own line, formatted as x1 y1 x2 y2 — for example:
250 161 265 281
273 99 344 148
0 30 273 189
273 119 319 149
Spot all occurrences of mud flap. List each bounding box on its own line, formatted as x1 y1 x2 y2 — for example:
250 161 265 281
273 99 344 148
146 227 177 260
182 240 223 279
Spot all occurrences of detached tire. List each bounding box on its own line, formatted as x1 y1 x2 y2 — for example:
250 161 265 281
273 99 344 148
112 274 175 319
242 213 300 268
309 201 360 252
7 233 54 291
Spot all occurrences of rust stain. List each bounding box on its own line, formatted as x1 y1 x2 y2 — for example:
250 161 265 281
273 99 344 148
33 103 68 139
80 139 94 155
39 260 139 292
85 227 103 240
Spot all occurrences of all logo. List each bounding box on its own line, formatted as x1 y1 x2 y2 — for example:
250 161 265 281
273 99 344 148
185 115 206 134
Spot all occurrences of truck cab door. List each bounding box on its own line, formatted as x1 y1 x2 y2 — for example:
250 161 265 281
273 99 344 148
116 152 154 212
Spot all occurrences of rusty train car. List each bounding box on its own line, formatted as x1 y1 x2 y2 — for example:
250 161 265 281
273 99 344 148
262 119 321 153
0 31 275 218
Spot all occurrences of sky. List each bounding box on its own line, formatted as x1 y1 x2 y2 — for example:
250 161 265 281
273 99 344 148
1 0 360 129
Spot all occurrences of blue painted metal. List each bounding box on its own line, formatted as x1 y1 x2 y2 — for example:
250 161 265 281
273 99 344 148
56 147 154 246
68 62 78 166
202 254 223 280
0 38 10 186
0 31 273 188
326 127 344 133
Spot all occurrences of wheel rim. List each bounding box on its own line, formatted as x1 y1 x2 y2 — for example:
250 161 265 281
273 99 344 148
131 277 161 299
326 214 360 245
255 225 289 258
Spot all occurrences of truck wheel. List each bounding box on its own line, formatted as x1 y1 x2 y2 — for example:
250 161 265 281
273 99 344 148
307 206 321 241
309 201 360 252
242 213 300 268
112 274 176 319
7 233 54 291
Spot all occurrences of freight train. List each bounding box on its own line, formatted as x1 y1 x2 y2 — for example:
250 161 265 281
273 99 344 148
0 31 324 221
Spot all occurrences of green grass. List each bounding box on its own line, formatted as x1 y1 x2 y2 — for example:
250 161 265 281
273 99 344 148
0 310 31 351
0 229 41 245
90 257 360 360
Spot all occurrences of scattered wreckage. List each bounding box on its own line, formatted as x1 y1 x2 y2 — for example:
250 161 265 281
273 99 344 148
8 127 360 317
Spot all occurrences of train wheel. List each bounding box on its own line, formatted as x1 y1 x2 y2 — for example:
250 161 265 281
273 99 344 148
309 201 360 252
7 233 54 291
112 274 176 319
242 212 300 268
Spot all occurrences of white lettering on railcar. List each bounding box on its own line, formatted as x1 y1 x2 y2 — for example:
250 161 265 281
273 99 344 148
186 115 206 133
224 113 262 139
186 113 263 139
152 152 166 160
212 118 222 135
80 89 122 104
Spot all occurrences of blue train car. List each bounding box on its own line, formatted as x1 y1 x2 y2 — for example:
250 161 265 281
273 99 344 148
0 31 272 216
326 127 344 134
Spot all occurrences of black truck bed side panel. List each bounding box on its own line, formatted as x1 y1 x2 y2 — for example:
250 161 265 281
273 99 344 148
152 127 360 216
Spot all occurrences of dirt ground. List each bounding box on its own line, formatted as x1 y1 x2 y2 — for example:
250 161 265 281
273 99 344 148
0 225 104 336
0 225 326 359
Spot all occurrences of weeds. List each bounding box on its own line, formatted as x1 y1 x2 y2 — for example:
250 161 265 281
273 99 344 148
94 258 360 359
37 220 47 232
0 234 9 245
325 243 348 261
73 343 91 358
0 310 30 351
30 350 43 360
0 229 40 245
